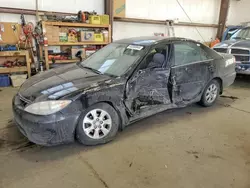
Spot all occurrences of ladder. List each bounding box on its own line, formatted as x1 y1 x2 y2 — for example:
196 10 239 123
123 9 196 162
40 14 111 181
165 20 175 37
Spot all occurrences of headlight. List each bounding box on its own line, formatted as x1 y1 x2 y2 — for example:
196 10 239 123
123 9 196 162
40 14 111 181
24 100 72 115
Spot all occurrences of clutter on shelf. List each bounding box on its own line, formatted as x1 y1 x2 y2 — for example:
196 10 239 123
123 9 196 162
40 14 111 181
40 10 111 70
0 51 30 87
44 25 109 44
0 10 112 87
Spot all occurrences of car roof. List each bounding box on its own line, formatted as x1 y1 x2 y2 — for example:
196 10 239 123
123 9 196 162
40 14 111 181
114 36 197 46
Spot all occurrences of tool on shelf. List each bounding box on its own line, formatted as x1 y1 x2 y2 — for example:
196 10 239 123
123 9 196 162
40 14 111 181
20 14 36 66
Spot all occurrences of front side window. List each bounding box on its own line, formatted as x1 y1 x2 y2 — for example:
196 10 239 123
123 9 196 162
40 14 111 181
80 43 146 76
174 42 209 66
140 45 168 69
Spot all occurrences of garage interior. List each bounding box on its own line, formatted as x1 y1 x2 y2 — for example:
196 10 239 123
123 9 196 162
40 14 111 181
1 0 250 187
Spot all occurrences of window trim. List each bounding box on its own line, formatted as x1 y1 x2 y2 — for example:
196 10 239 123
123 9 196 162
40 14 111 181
172 58 214 68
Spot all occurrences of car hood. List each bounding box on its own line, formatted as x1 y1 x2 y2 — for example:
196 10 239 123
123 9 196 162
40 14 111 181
19 64 112 102
214 39 250 49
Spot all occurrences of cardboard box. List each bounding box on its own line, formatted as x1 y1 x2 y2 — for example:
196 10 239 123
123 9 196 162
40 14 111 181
51 36 59 42
114 0 126 17
78 31 94 42
46 26 59 42
60 27 69 33
47 35 59 43
46 26 59 35
71 48 86 59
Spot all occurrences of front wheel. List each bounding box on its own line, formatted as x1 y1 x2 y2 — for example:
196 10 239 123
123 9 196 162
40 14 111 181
199 79 220 107
76 103 120 146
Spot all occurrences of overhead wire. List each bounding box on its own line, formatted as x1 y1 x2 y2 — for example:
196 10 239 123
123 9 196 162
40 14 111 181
175 0 206 42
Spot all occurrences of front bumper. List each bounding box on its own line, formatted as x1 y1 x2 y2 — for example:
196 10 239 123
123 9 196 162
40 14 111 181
235 63 250 75
12 95 81 146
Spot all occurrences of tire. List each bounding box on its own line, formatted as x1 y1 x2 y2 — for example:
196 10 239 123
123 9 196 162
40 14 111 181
76 102 120 146
199 79 220 107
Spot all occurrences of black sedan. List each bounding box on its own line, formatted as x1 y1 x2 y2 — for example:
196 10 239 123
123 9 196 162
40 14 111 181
13 37 236 146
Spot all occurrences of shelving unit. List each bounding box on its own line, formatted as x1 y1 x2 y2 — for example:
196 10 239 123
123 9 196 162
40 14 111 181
48 59 79 64
0 50 31 77
41 21 112 70
44 21 110 28
48 42 109 46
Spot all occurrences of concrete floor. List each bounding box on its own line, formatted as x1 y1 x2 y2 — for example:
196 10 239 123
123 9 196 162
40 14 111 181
1 76 250 188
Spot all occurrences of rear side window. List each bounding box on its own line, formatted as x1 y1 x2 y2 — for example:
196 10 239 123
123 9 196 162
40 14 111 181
174 42 210 66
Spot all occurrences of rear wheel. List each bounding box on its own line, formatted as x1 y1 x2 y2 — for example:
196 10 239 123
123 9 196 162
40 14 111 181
76 103 119 146
199 79 220 107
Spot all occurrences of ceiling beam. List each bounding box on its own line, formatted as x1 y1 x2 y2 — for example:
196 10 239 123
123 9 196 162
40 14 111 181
114 17 218 28
217 0 230 40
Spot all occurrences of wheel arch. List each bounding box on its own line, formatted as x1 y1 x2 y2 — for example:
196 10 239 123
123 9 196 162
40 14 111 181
213 77 223 94
88 100 129 130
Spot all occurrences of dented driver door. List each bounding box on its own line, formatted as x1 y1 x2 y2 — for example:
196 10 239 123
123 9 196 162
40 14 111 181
124 43 172 114
125 67 171 114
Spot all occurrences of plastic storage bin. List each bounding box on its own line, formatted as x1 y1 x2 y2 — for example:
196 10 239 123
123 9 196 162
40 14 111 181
101 15 110 25
89 15 101 25
0 75 10 87
94 33 104 42
10 74 27 87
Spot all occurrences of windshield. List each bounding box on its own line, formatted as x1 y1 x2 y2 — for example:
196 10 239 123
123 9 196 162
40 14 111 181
80 43 146 76
230 27 250 40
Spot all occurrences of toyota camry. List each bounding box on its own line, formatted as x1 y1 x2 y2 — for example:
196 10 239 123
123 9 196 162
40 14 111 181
13 37 236 146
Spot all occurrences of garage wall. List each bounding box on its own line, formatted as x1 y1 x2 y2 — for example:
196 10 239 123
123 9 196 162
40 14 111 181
113 0 221 42
228 0 250 25
113 22 217 42
2 0 249 42
0 0 104 23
